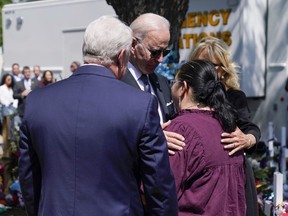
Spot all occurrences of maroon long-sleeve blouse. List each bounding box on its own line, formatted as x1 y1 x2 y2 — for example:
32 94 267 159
167 109 246 216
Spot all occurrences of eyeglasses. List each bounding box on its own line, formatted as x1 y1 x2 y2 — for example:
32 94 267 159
135 37 170 59
169 79 182 88
147 48 170 59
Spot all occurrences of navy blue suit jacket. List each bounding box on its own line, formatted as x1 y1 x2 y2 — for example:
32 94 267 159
19 65 178 216
122 69 175 122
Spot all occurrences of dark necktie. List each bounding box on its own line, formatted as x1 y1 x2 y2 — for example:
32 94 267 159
140 75 151 93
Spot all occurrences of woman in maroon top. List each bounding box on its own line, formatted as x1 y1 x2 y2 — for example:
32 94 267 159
168 60 246 215
40 70 54 87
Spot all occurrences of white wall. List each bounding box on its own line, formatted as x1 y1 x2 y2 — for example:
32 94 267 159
250 0 288 140
2 0 115 79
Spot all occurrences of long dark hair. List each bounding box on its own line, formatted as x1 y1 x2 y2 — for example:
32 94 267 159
41 70 54 86
1 73 15 88
177 60 238 132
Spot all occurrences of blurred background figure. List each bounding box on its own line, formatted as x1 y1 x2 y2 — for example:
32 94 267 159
40 70 54 87
0 74 17 112
70 61 80 73
11 63 23 82
0 74 18 195
13 66 40 119
32 65 42 81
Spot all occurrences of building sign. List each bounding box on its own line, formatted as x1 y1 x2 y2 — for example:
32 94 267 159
179 0 266 97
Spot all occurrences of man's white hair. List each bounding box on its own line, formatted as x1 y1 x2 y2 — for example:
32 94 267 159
83 16 132 66
130 13 170 40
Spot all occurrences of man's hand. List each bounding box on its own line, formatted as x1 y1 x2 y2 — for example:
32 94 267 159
21 89 31 97
162 120 185 156
221 127 256 156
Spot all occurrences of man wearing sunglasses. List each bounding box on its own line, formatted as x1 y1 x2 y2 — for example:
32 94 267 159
122 13 186 154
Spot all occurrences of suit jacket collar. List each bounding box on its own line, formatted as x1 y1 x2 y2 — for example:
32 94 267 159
149 73 161 92
122 65 162 92
122 68 140 89
72 65 116 79
128 62 142 81
122 68 170 120
19 79 25 87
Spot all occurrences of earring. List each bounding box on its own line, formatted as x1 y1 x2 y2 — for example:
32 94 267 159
221 75 224 80
178 97 182 107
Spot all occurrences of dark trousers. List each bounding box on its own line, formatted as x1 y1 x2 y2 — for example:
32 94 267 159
245 156 259 216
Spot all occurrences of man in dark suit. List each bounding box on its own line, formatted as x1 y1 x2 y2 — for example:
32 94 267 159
122 13 185 155
19 16 178 216
122 13 175 124
32 65 42 81
122 68 174 123
13 66 40 118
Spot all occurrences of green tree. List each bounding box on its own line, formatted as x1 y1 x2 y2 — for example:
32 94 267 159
0 0 12 47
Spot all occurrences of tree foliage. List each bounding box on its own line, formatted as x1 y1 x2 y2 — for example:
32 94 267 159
106 0 189 62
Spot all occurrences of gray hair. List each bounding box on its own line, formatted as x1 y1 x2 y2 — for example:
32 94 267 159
130 13 170 40
33 65 40 70
83 16 132 66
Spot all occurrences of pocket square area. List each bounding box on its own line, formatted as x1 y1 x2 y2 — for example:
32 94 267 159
166 101 173 106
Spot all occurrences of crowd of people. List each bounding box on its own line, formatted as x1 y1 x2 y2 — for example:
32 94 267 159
0 13 261 216
0 61 81 198
0 64 53 196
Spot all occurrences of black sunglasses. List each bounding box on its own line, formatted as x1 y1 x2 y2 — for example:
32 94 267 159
135 37 170 59
147 48 170 59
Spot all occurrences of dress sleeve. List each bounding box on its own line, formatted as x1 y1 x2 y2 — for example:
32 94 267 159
168 122 205 196
227 89 261 153
227 89 250 120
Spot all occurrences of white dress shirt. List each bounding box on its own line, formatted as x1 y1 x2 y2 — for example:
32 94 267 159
24 79 32 90
128 62 164 124
13 74 24 82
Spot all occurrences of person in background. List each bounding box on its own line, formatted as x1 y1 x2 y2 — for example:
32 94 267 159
189 36 260 216
13 66 40 119
168 60 245 215
122 13 186 155
0 74 18 195
19 15 177 216
11 63 23 82
32 65 42 81
70 61 80 73
40 70 54 87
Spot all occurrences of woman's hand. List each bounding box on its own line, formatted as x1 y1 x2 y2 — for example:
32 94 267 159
221 127 256 156
162 120 185 156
